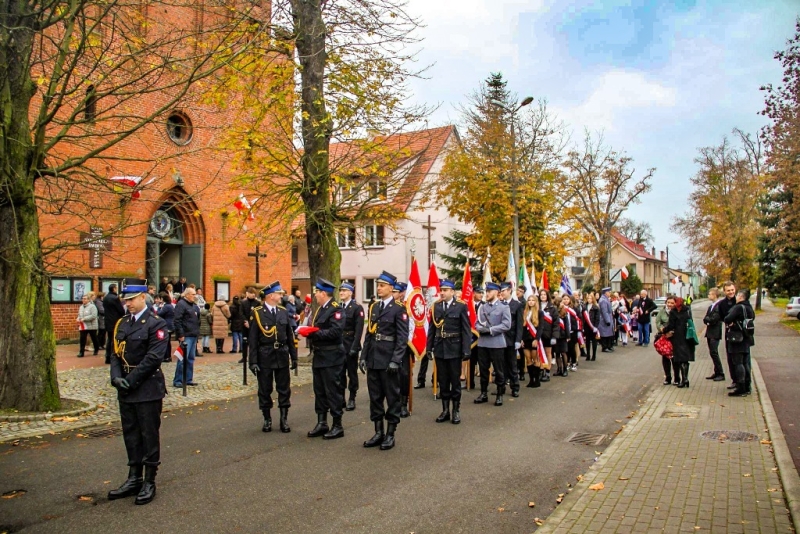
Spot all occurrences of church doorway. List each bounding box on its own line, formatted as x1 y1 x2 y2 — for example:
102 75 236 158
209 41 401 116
145 192 205 289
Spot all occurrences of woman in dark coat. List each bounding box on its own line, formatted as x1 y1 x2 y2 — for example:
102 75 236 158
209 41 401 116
229 296 244 353
537 289 557 382
723 289 755 397
663 297 695 388
156 292 175 362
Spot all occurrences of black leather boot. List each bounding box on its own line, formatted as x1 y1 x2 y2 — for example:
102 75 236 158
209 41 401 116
474 391 488 404
262 410 272 432
435 399 450 423
451 401 461 424
364 420 384 448
307 413 329 437
134 465 157 505
399 396 410 418
345 392 356 411
279 407 290 433
380 423 396 450
108 465 143 500
323 416 344 439
494 386 504 406
526 366 536 388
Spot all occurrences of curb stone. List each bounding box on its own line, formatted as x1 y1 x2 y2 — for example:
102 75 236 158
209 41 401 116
0 400 97 423
752 355 800 534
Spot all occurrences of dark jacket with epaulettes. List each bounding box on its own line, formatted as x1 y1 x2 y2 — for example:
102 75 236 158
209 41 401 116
341 299 365 355
111 311 168 403
362 298 409 370
308 299 346 368
249 305 297 369
426 298 471 360
502 298 524 347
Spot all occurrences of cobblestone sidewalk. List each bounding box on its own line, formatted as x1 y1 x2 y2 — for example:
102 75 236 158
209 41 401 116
537 302 797 533
0 362 312 443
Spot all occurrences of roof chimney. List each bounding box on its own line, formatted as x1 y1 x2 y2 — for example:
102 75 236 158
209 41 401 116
651 246 656 257
660 251 665 261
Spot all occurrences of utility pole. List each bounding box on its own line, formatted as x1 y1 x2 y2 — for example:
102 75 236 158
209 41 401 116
422 215 436 272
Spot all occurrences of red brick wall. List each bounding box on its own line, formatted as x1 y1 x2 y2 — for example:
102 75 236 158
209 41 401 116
36 0 293 339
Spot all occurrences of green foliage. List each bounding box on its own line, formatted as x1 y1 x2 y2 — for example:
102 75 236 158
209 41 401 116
620 274 643 295
437 229 483 282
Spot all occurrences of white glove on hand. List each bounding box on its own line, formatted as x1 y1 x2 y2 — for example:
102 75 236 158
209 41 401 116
550 338 556 346
514 342 521 350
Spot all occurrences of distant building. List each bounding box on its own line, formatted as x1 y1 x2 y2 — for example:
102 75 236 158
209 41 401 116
609 230 667 297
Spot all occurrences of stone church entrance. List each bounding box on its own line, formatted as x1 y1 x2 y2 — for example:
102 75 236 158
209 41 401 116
145 191 205 289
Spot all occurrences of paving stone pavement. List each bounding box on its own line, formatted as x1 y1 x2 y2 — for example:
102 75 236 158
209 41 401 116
0 362 312 443
537 301 797 534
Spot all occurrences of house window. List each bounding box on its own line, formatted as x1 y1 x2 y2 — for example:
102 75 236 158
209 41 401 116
337 227 356 249
84 85 97 121
368 180 388 200
336 182 359 203
363 278 378 301
166 111 193 145
627 263 636 277
291 244 298 265
364 225 384 247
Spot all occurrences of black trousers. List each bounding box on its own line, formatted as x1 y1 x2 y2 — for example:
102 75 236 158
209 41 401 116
400 350 412 398
468 345 480 389
119 399 162 467
707 338 723 376
416 354 429 385
367 368 402 424
567 335 578 365
79 330 99 354
585 335 598 360
313 365 344 418
600 336 614 350
503 346 520 391
97 328 106 348
435 358 463 402
731 351 752 390
517 348 526 376
339 349 360 395
478 347 505 391
257 366 291 413
163 331 173 362
105 335 114 363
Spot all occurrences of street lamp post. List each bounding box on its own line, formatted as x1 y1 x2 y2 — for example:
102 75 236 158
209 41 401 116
665 241 679 297
490 96 533 275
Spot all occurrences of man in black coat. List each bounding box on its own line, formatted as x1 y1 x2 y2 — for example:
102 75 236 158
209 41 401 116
500 282 523 397
338 282 364 411
108 279 168 506
702 287 725 381
716 281 738 388
635 290 657 347
172 288 200 387
303 278 346 440
426 279 471 424
359 271 409 450
103 284 126 364
249 281 298 433
240 287 260 364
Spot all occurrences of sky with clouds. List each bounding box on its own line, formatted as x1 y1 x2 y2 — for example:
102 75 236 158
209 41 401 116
403 0 797 271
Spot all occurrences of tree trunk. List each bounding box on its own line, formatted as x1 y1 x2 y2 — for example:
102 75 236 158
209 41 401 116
596 236 610 289
292 0 341 287
0 19 61 410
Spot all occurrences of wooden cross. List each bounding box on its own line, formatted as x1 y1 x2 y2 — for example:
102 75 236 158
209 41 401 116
248 245 266 283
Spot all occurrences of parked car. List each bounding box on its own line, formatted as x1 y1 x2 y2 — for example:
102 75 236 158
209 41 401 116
651 296 667 318
786 296 800 318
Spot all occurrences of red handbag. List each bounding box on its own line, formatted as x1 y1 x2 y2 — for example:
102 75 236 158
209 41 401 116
654 335 673 358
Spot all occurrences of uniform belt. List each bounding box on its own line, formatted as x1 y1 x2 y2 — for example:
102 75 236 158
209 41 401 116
271 342 287 349
374 334 395 342
439 332 460 338
123 364 137 372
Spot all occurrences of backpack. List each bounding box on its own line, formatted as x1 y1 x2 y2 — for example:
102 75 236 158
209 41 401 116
740 306 755 339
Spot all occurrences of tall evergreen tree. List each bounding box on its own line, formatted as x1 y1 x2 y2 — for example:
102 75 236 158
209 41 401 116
437 229 482 283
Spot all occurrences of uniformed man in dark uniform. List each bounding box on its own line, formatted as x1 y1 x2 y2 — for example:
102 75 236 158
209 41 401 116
500 282 523 397
468 287 484 390
249 281 298 433
359 271 409 450
240 287 260 364
303 278 346 440
338 282 364 411
107 279 168 506
426 279 471 424
392 281 413 418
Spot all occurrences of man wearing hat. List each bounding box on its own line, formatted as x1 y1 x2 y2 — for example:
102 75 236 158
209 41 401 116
360 271 409 450
516 285 528 381
500 282 524 397
426 279 471 424
108 279 169 505
475 282 511 406
249 281 298 433
304 278 346 440
392 281 413 418
338 281 364 411
598 287 615 353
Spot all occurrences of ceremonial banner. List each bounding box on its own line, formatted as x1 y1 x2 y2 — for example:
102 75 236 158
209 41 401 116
406 257 428 359
462 260 478 348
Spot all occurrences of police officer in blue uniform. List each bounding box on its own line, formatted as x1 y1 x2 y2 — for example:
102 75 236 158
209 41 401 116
426 279 471 424
249 281 298 433
338 282 365 411
108 279 168 506
305 278 347 440
360 271 409 450
500 282 523 397
475 281 511 406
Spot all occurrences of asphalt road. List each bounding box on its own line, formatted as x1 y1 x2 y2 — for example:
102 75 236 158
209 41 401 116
0 345 663 534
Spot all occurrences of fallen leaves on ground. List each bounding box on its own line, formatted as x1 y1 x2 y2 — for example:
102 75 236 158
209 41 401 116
534 518 543 526
743 474 752 477
760 439 772 445
618 476 630 481
768 488 779 492
576 474 584 482
675 402 683 406
589 482 605 491
51 416 79 422
78 495 93 502
528 502 535 508
1 490 26 499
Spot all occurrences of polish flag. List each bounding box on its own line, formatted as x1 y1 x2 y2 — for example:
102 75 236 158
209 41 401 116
173 345 184 361
426 261 441 304
405 257 428 360
621 266 629 280
540 270 549 291
110 175 144 199
233 194 255 220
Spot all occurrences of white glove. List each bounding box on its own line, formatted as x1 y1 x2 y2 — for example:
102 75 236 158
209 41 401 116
550 338 556 346
514 342 521 350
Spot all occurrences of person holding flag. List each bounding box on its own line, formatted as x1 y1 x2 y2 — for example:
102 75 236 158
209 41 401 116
426 279 471 424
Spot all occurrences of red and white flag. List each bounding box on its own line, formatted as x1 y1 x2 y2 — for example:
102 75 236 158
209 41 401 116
462 260 478 347
173 345 184 361
405 257 428 360
620 266 629 280
233 194 255 220
110 175 144 199
426 261 441 305
540 270 549 291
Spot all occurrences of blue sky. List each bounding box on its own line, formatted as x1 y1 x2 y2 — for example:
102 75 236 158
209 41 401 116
404 0 797 271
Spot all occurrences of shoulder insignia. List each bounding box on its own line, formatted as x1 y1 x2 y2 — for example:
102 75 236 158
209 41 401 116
277 305 286 310
334 311 342 320
254 305 263 311
331 301 339 308
395 299 403 305
456 299 466 304
359 310 364 317
156 329 166 340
